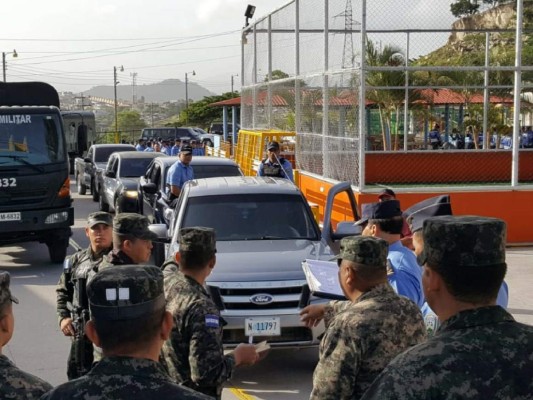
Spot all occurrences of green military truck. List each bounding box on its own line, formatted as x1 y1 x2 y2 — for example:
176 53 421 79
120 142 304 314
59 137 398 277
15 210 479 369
0 82 74 263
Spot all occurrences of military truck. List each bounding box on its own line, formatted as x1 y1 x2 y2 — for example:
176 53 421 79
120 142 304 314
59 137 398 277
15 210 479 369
0 82 74 263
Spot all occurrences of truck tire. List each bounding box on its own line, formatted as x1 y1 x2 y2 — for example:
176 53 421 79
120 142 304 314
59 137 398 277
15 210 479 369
77 174 87 195
91 180 99 202
47 240 68 264
99 192 109 212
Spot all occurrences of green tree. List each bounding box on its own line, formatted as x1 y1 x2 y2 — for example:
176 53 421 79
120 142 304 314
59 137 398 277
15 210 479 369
450 0 480 18
173 92 239 128
107 110 147 143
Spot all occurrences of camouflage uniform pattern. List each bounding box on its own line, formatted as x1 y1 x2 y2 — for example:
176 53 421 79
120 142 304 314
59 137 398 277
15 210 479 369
0 354 52 400
100 249 136 268
162 227 234 398
361 216 533 399
361 307 533 400
162 271 234 398
39 356 212 400
311 235 426 400
0 272 51 399
112 212 158 241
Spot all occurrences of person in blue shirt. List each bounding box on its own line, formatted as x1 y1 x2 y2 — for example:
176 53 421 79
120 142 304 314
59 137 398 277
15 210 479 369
170 139 181 156
355 200 424 308
405 195 510 334
144 141 155 152
166 144 194 201
191 140 205 156
257 141 294 182
161 140 171 155
135 139 146 152
428 124 441 150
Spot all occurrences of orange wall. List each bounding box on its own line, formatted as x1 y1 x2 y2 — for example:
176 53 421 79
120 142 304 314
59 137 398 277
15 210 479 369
298 173 533 244
365 150 533 184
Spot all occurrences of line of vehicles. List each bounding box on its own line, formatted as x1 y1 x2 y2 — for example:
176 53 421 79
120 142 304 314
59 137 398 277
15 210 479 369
0 80 356 350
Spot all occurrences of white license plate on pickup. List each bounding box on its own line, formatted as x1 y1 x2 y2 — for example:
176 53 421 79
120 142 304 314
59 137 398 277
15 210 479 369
0 212 20 221
245 317 281 336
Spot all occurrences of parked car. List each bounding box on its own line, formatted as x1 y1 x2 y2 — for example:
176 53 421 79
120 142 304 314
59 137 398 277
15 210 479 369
98 151 166 213
209 122 240 135
139 156 244 225
149 177 361 348
74 144 136 200
143 127 214 147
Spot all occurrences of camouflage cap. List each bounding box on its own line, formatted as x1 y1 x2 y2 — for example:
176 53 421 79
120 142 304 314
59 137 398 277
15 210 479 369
0 271 18 305
333 236 388 269
88 265 165 321
87 211 113 228
355 200 402 226
418 215 506 268
404 195 452 233
113 213 158 241
179 227 216 254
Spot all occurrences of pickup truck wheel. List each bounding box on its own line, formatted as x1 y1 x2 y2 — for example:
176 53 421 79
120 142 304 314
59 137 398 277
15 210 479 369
77 174 87 195
47 240 68 264
91 180 99 202
99 192 109 212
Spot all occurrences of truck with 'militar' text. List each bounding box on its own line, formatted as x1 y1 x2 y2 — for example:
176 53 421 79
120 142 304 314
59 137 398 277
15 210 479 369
0 82 73 263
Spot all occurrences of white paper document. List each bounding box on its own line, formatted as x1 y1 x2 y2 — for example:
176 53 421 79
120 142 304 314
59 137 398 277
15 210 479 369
302 259 346 300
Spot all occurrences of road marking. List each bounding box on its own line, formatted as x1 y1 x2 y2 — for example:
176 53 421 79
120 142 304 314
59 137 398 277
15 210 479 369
229 387 255 400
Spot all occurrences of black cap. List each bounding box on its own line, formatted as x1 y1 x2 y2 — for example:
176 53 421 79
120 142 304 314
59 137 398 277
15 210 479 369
378 188 396 200
180 144 193 154
87 212 113 228
355 200 402 226
404 195 452 233
267 141 280 151
88 265 166 321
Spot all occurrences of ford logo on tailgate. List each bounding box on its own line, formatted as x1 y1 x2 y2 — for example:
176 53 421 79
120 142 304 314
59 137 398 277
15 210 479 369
250 293 274 305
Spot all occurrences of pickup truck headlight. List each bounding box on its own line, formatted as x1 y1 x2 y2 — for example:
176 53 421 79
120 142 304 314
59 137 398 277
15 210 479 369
122 190 138 199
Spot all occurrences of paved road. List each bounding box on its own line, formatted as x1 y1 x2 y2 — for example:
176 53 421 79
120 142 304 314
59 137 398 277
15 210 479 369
1 181 531 399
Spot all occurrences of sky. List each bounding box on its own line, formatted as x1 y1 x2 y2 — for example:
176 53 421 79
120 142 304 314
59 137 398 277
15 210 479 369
0 0 289 95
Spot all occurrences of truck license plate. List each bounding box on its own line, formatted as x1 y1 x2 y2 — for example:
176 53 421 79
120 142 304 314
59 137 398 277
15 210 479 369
0 212 20 221
245 317 281 336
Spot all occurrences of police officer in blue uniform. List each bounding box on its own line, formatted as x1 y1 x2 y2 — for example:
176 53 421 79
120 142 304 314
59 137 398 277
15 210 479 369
257 141 294 182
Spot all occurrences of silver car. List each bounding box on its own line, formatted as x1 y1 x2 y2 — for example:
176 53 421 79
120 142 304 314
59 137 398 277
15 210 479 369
158 176 354 348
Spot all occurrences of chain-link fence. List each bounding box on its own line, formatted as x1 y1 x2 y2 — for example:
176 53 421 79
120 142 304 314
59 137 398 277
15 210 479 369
242 0 533 189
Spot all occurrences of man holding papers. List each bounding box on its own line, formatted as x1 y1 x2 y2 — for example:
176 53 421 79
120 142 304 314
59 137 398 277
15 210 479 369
306 236 426 400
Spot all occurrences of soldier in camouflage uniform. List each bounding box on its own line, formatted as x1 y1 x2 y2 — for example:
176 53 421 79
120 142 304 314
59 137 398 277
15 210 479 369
309 236 426 400
161 227 259 399
42 265 211 400
101 213 157 266
361 216 533 400
0 271 52 399
56 211 113 379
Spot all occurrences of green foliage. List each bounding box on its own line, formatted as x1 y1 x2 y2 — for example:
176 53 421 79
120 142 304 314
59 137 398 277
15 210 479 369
106 110 147 142
171 92 239 128
450 0 480 18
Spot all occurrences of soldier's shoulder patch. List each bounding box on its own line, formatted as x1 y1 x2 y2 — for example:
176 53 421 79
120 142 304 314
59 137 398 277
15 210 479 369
205 314 220 328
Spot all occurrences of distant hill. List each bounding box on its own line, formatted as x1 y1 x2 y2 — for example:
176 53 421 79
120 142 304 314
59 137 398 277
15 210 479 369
83 79 215 103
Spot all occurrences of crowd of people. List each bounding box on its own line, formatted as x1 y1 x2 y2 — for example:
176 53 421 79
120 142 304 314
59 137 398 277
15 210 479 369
135 137 206 156
426 124 533 150
0 163 531 399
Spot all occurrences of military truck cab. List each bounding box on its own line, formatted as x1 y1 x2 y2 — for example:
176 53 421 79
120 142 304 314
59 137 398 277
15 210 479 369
0 82 73 263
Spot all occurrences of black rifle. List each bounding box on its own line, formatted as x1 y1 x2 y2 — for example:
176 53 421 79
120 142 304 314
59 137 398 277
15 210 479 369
69 277 93 379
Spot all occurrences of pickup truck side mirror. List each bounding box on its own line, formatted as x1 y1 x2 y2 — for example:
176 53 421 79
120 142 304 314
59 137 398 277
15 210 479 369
84 157 92 163
331 221 361 241
142 182 158 194
105 171 116 178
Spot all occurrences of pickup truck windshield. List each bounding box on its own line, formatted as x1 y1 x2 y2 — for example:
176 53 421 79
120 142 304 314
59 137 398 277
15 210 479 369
182 194 319 241
0 114 65 165
120 158 158 177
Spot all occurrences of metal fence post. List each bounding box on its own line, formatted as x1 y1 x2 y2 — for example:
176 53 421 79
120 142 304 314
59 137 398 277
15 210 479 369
511 0 523 186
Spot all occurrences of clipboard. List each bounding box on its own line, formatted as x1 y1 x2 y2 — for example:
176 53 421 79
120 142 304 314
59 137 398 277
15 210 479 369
302 259 347 301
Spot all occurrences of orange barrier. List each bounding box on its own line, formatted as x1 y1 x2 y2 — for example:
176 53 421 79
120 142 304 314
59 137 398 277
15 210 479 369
297 172 533 244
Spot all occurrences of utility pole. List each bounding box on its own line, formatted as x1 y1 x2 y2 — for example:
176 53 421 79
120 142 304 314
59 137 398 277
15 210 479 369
114 65 124 144
130 72 138 105
231 74 239 93
2 49 18 82
74 94 87 110
184 70 195 124
151 103 154 127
